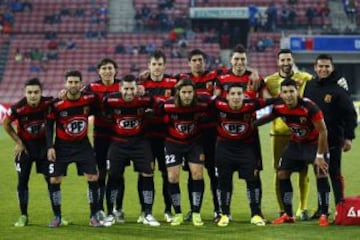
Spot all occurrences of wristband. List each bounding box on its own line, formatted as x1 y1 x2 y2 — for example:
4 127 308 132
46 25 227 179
316 153 324 158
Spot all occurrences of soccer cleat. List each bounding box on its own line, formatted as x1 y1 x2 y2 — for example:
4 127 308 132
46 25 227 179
184 211 192 222
142 214 161 227
213 211 221 223
272 213 296 224
89 216 104 227
164 212 173 223
170 213 184 226
103 214 115 227
137 212 144 223
48 216 62 228
192 213 204 226
96 210 106 225
296 209 310 221
311 209 330 220
250 215 266 226
14 215 28 227
217 214 230 227
113 210 125 223
60 216 72 226
319 214 330 227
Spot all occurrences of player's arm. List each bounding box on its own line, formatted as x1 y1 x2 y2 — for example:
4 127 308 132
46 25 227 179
313 118 329 175
338 90 357 152
3 116 27 159
247 67 261 90
253 112 277 127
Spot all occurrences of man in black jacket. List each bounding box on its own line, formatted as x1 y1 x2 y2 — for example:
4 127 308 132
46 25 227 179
304 54 358 216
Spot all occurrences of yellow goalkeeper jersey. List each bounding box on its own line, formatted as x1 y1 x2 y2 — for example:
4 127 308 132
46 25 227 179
265 71 313 135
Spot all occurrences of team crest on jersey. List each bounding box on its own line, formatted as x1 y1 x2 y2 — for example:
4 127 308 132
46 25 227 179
175 122 195 134
137 108 145 115
324 94 332 103
206 82 213 90
170 114 178 120
83 106 90 115
60 111 68 117
164 89 172 98
222 122 247 135
219 112 227 118
243 114 251 121
65 117 87 136
114 109 122 115
299 117 307 124
24 121 45 135
117 117 140 129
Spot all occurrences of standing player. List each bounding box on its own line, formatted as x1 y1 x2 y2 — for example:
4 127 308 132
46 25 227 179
83 58 125 224
264 49 313 219
137 50 177 223
46 70 103 227
304 54 357 215
103 75 160 227
214 44 269 220
215 84 273 227
4 78 54 227
159 79 209 226
257 78 331 227
176 49 222 222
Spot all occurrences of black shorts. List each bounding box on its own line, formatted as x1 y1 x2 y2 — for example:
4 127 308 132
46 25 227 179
164 140 204 168
279 141 328 172
149 137 166 172
107 138 153 176
50 138 97 177
16 140 49 176
215 139 259 180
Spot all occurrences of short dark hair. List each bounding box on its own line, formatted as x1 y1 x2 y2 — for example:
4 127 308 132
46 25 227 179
231 44 246 57
121 74 137 84
315 54 333 64
149 49 167 64
187 49 206 61
65 70 82 81
174 78 197 107
24 78 42 90
280 78 297 88
226 83 244 93
277 49 293 58
97 58 118 69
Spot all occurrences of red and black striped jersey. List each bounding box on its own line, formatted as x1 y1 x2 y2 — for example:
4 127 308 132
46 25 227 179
83 79 121 138
6 96 53 141
215 98 268 142
160 97 210 144
271 97 324 144
103 94 152 142
215 69 266 99
47 93 96 141
138 75 177 138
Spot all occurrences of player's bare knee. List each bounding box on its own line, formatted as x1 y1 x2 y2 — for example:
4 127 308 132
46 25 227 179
86 174 98 182
50 176 62 184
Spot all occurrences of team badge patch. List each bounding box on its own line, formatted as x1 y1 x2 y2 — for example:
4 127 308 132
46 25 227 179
324 94 332 103
164 89 172 98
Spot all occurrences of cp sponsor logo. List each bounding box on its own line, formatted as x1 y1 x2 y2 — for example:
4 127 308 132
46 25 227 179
24 121 45 135
65 118 87 136
289 125 308 138
175 122 195 134
117 117 140 129
222 122 247 135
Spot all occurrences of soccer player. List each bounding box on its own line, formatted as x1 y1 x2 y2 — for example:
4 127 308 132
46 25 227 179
304 54 357 213
137 50 177 223
3 78 53 227
214 44 269 220
264 49 313 220
257 78 331 227
46 70 103 227
215 84 273 227
83 58 125 224
159 79 209 226
103 75 160 227
176 49 223 222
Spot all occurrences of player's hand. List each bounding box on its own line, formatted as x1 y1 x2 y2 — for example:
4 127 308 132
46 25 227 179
47 148 56 162
247 67 260 91
138 70 150 80
14 142 27 161
314 157 328 175
342 139 352 152
337 77 349 91
58 89 67 99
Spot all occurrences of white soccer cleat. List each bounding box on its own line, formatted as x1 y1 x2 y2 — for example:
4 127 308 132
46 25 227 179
142 214 160 227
